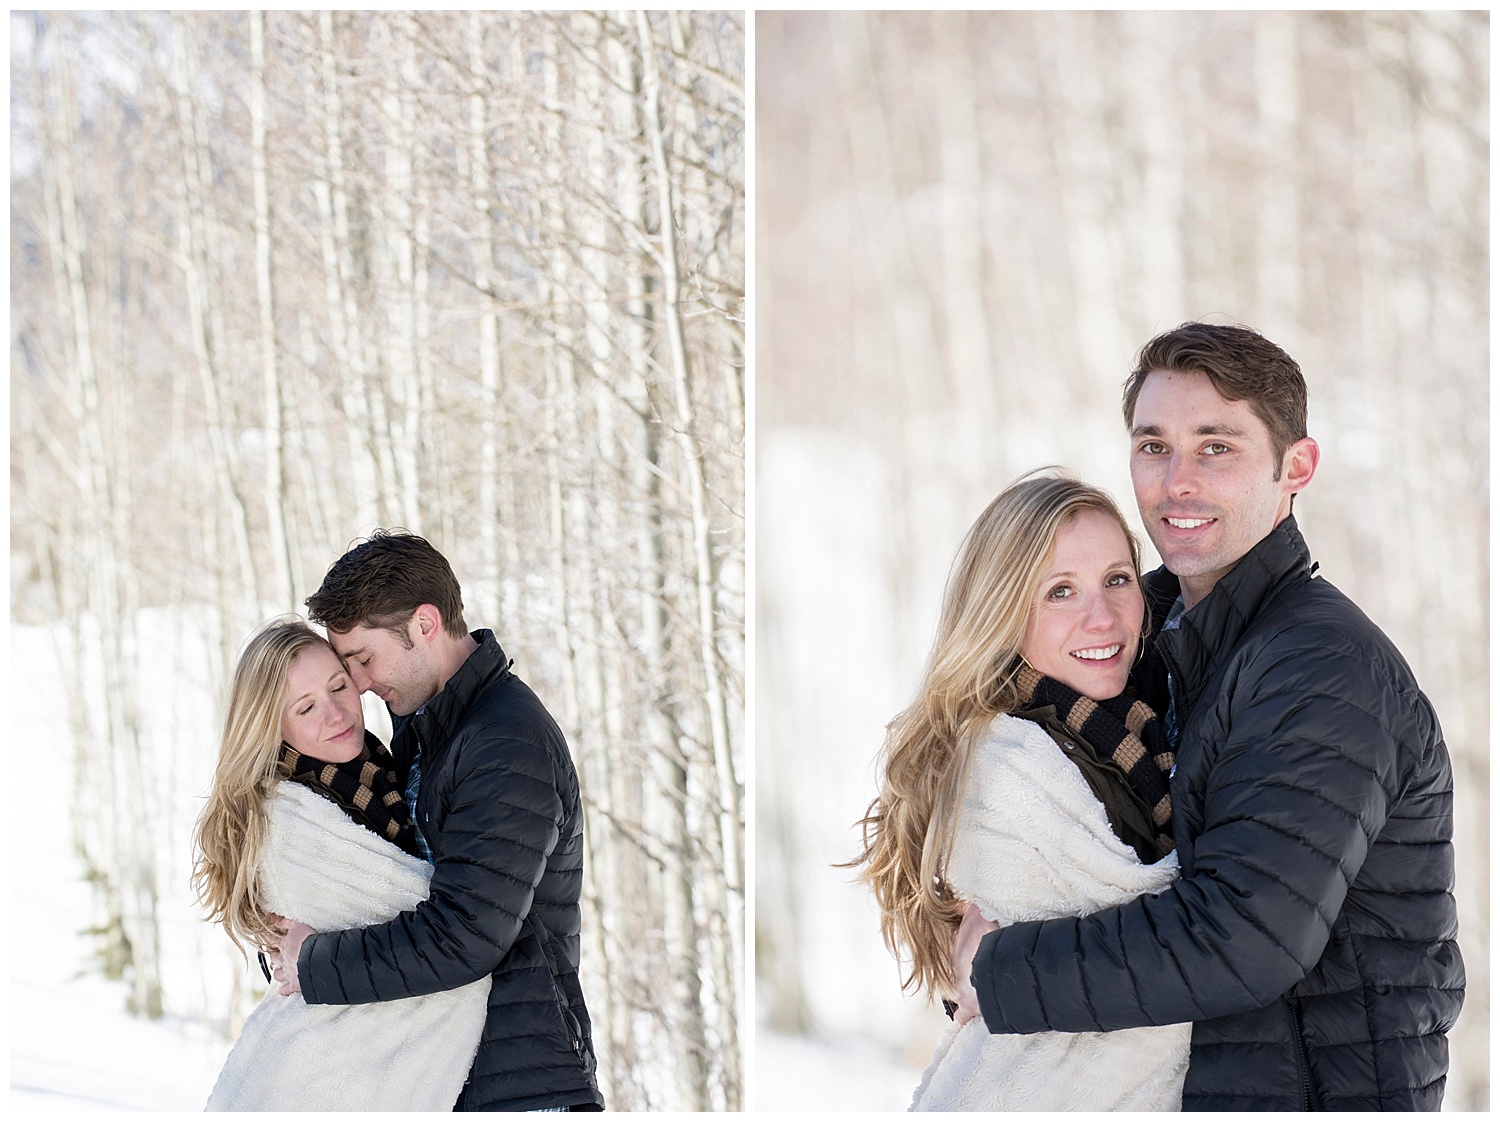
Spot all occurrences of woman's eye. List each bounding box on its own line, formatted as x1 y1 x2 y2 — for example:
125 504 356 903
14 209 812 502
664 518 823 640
298 704 314 716
1106 572 1132 587
333 683 347 693
1047 584 1073 600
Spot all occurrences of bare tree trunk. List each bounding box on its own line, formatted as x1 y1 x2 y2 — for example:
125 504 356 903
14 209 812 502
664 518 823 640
637 13 741 1108
250 11 296 610
467 13 506 631
381 18 423 533
1256 13 1301 345
170 16 260 609
935 13 998 451
1040 11 1132 401
315 11 383 532
40 22 162 1016
1129 13 1187 327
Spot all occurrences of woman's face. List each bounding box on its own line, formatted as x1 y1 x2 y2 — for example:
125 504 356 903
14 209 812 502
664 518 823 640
1019 510 1145 702
280 644 365 763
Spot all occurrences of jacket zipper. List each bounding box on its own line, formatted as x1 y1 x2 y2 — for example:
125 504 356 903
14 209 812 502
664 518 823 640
1289 1000 1316 1110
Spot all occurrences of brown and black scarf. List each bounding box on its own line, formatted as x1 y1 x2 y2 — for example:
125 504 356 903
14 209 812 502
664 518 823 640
1012 665 1176 859
278 732 420 859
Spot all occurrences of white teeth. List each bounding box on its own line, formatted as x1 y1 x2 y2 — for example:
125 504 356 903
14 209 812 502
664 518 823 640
1071 645 1122 661
1167 517 1212 529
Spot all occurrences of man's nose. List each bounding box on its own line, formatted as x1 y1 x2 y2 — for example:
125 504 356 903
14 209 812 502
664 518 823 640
1163 451 1196 497
347 663 370 692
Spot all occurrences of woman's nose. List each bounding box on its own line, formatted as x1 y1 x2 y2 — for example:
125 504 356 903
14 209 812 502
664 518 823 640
1082 592 1115 630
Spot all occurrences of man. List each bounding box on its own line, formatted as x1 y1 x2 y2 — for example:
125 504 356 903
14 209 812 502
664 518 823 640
270 531 604 1112
951 323 1463 1109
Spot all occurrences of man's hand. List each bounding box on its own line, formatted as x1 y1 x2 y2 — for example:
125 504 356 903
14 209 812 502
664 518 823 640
269 917 315 997
950 902 1000 1027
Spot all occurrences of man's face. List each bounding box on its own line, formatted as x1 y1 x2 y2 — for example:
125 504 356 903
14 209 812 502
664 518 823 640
328 618 442 717
1129 369 1310 608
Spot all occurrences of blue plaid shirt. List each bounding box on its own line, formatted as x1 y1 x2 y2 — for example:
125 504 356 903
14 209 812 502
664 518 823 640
1161 595 1187 764
404 713 434 864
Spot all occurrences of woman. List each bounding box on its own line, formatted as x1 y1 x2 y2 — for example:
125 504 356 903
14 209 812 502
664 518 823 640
849 471 1190 1111
192 619 489 1111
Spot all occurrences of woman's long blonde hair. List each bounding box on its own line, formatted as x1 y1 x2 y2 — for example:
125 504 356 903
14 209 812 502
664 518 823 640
847 470 1143 999
191 619 330 956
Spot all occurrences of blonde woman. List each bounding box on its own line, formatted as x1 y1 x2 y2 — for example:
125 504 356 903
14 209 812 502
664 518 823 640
193 619 489 1111
850 472 1191 1110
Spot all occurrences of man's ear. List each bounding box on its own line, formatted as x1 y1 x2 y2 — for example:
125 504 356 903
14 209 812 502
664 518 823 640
1282 436 1319 496
411 604 443 644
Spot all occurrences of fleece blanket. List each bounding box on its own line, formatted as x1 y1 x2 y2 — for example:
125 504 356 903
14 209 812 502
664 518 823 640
205 782 490 1111
910 712 1191 1112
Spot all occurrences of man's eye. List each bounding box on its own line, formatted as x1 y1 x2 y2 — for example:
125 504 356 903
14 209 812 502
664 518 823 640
1203 442 1230 455
1140 441 1166 455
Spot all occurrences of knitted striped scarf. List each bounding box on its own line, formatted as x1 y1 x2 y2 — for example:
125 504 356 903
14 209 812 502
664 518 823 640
1012 666 1176 859
278 732 420 859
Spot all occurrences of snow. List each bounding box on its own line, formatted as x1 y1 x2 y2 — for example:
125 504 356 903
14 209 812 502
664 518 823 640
10 622 233 1111
753 1027 923 1112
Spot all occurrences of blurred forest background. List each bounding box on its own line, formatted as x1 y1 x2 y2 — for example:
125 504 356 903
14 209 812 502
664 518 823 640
756 10 1487 1111
11 10 743 1110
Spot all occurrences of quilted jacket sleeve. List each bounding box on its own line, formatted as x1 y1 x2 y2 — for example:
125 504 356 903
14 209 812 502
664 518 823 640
973 623 1416 1034
296 725 564 1004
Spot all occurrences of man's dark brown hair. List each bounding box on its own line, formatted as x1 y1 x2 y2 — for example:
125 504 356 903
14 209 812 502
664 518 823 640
1122 322 1309 478
306 530 468 642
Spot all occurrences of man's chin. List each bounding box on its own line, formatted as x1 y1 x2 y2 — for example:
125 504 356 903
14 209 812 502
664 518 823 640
1154 546 1221 581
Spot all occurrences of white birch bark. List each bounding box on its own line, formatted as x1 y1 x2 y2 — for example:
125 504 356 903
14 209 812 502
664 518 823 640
40 21 162 1016
1040 11 1132 403
170 16 260 608
637 13 742 1109
1255 13 1302 345
250 11 296 611
315 11 383 531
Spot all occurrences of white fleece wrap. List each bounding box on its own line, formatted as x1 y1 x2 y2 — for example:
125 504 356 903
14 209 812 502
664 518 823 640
910 712 1191 1112
205 782 491 1112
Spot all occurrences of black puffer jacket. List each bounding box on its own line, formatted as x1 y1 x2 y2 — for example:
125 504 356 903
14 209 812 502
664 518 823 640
971 517 1463 1110
297 631 604 1111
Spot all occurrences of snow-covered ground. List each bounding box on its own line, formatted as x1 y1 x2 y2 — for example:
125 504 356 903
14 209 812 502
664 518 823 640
10 622 233 1111
753 1027 924 1112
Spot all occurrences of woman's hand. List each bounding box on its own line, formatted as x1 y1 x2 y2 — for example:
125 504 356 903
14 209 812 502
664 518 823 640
950 903 999 1026
267 916 316 996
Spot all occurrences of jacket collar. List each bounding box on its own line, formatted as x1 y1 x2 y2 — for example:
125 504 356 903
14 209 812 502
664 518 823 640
405 629 511 750
1144 515 1313 717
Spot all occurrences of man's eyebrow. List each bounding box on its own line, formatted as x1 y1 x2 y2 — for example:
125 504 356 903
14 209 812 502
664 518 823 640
337 644 367 659
1130 422 1248 439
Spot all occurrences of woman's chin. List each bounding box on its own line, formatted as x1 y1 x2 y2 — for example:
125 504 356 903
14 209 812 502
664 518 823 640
1057 666 1129 702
